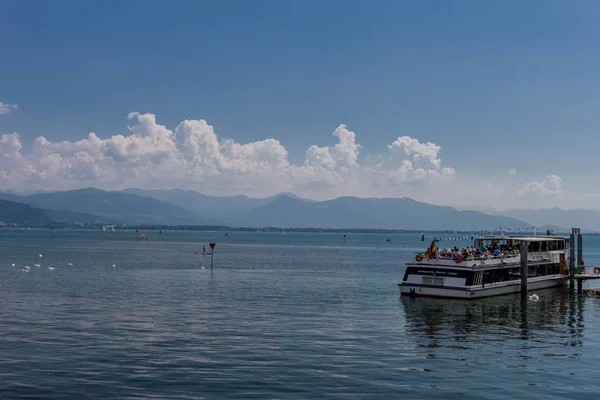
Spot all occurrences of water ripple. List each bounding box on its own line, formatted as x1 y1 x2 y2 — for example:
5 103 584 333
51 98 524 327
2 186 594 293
2 231 600 399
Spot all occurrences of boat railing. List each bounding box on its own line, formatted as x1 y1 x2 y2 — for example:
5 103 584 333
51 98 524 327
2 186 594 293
415 252 519 262
413 251 557 265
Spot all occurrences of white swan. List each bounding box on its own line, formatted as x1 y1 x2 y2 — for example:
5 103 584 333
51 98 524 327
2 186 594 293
23 266 30 272
112 264 116 268
48 266 55 271
529 293 539 301
39 254 43 258
34 263 41 268
67 263 73 266
10 263 15 267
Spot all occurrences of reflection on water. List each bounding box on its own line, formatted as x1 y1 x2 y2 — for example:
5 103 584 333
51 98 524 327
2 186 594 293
395 289 600 399
402 288 586 358
3 231 600 399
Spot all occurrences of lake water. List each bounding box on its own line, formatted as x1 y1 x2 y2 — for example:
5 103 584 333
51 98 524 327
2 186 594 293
2 230 600 399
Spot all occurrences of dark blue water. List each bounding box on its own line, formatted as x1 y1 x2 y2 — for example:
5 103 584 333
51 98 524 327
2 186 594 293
2 230 600 399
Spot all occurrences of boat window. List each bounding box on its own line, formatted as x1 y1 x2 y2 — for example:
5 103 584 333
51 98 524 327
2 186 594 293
482 270 494 284
541 241 548 252
529 263 561 276
422 276 444 285
509 268 520 279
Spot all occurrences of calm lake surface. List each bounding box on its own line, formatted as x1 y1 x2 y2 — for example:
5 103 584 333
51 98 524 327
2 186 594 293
2 230 600 399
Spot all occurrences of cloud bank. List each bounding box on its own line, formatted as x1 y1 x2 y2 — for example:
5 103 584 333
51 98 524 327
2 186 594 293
0 112 455 199
1 111 587 209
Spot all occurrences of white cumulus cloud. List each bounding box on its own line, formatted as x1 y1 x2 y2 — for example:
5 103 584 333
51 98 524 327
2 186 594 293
0 112 458 199
509 169 516 175
0 101 19 115
517 175 563 197
378 136 455 188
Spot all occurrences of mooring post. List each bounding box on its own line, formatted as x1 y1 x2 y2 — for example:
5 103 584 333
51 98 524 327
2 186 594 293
577 232 583 294
521 240 528 294
570 229 576 289
577 233 583 272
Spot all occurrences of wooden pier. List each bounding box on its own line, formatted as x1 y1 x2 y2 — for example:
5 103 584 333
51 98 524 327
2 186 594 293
574 274 600 294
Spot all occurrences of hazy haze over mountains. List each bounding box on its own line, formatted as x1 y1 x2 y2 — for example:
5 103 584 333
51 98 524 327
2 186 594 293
0 199 51 226
0 188 220 226
1 187 597 231
491 208 600 232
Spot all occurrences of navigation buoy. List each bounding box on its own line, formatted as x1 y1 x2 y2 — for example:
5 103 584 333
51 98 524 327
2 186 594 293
209 243 216 272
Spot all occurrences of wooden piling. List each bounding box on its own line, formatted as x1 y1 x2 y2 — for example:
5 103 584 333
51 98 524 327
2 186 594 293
577 232 583 294
520 240 528 294
577 233 583 271
569 229 576 288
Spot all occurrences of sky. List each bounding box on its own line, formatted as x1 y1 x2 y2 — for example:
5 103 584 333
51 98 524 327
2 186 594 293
1 0 600 210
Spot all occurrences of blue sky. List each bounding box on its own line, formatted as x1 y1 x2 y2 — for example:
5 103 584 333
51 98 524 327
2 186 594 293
1 1 600 209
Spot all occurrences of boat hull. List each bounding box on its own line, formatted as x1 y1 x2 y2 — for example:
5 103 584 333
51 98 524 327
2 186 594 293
399 275 565 299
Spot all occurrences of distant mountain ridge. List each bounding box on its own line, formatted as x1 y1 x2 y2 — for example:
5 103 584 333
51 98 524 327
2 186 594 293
116 188 534 230
492 208 600 232
121 188 310 221
231 195 530 230
0 199 51 226
0 187 578 231
0 188 221 226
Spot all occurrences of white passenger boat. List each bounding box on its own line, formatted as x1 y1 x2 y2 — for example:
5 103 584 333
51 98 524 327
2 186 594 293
399 236 568 299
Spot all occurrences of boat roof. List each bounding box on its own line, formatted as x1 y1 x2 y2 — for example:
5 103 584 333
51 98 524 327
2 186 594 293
475 235 566 241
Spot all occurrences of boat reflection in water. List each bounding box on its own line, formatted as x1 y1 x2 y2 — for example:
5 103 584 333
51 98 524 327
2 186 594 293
396 288 600 396
401 288 587 354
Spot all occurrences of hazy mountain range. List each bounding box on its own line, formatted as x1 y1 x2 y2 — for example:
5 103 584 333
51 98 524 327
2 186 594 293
488 208 600 232
0 187 597 231
0 188 219 226
0 199 51 226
